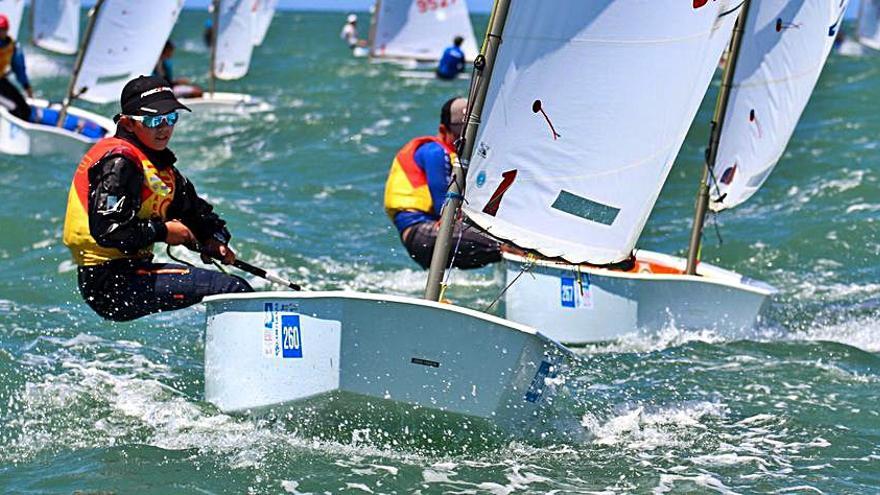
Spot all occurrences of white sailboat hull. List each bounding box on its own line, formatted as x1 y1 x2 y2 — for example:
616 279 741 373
0 98 114 156
503 250 777 344
204 291 571 432
179 92 272 113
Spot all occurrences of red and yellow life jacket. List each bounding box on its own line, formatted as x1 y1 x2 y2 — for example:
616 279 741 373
63 137 176 266
383 136 455 219
0 37 16 75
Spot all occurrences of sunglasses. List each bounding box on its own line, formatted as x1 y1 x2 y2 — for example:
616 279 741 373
127 111 180 129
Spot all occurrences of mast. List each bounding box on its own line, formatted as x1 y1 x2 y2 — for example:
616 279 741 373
366 0 380 58
57 0 103 128
685 0 752 275
28 0 34 46
209 0 220 96
424 0 511 301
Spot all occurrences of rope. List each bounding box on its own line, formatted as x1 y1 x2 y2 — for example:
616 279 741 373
483 253 536 312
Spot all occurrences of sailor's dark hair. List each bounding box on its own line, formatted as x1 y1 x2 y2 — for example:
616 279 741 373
454 36 464 46
440 96 463 128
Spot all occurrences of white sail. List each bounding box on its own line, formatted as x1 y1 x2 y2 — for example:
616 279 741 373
371 0 479 62
858 0 880 49
32 0 81 55
252 0 277 46
710 0 848 211
75 0 184 104
0 0 25 39
214 0 255 80
462 1 740 265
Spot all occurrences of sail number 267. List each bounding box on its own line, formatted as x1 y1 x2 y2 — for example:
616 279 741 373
417 0 457 13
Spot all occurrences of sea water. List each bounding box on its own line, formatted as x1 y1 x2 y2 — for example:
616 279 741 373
0 10 878 494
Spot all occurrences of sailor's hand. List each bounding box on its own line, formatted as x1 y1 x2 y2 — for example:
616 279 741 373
164 220 196 246
201 238 236 265
25 87 33 98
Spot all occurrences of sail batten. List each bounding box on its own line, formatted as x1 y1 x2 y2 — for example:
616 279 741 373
710 0 848 211
462 0 739 265
371 0 479 62
33 0 80 55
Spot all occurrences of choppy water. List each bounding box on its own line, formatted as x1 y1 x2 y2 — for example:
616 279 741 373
1 9 878 494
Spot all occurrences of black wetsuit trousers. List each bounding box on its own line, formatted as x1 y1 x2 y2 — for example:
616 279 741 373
0 78 30 121
78 259 253 322
402 220 501 270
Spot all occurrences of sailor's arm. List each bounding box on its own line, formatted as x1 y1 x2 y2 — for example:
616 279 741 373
11 44 32 98
87 155 168 252
168 170 231 243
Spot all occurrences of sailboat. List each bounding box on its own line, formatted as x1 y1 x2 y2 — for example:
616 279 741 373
203 1 737 433
857 0 880 50
31 0 80 55
0 0 139 156
365 0 479 68
178 0 271 112
500 0 847 343
0 0 24 39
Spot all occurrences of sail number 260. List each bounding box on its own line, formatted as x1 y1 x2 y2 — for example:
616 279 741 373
417 0 457 13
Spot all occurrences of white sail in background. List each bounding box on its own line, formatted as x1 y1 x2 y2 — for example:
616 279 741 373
0 0 25 39
75 1 183 104
252 0 277 46
32 0 81 55
371 0 479 62
710 0 848 211
214 0 255 80
858 0 880 49
462 0 739 265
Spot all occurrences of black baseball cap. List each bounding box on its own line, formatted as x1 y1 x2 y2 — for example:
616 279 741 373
119 75 191 117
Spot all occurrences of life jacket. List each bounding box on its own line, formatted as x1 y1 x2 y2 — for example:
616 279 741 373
63 137 176 266
383 136 455 220
0 37 16 75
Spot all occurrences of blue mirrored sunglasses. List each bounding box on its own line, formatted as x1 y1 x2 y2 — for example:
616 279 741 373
127 111 179 128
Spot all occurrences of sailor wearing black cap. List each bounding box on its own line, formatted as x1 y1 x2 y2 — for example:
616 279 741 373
63 75 253 322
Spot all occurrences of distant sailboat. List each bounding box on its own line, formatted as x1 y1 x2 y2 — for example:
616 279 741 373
857 0 880 50
0 0 150 155
367 0 479 65
31 0 80 55
501 0 846 343
72 0 183 104
179 0 271 112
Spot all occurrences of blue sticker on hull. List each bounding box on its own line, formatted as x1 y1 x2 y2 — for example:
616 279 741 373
561 277 576 308
281 315 303 358
524 360 557 403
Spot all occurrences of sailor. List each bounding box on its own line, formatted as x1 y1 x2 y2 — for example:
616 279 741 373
340 14 366 49
0 14 33 121
154 40 204 99
384 97 501 269
203 18 214 48
63 75 252 322
436 36 466 80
